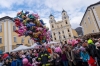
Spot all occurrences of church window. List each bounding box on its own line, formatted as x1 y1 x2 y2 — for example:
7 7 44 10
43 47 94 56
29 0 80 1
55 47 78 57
64 17 66 19
63 35 65 38
62 31 64 33
68 29 70 32
52 25 54 28
64 13 65 15
59 32 60 34
66 21 68 24
55 38 56 40
54 33 55 35
69 34 71 37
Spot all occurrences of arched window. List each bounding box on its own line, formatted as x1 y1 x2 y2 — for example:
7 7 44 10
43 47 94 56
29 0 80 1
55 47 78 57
68 29 70 32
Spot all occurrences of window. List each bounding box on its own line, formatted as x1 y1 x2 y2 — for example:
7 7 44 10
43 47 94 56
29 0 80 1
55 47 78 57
52 25 54 28
63 35 65 38
69 34 71 37
93 30 94 32
13 26 16 31
64 17 66 19
54 33 55 35
21 38 24 43
14 37 17 42
55 38 56 40
68 29 70 32
62 31 64 33
84 22 87 27
61 25 62 27
88 17 91 24
66 21 68 24
59 32 60 34
0 25 2 32
59 36 61 39
64 13 65 15
0 37 2 44
28 39 30 44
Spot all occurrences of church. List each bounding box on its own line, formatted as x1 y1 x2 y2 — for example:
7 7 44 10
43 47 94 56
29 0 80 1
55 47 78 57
49 10 78 44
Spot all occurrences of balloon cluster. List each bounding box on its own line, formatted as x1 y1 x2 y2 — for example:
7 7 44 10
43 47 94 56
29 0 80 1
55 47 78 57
13 11 51 45
67 39 78 46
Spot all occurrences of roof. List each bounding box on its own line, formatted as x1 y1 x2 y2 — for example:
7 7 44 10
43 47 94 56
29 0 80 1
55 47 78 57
80 1 100 25
62 9 66 12
49 14 53 17
0 16 13 21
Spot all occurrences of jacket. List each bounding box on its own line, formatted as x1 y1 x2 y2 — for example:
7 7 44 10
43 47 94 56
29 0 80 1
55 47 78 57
38 50 51 64
17 58 23 66
66 50 76 66
81 51 90 62
11 60 18 66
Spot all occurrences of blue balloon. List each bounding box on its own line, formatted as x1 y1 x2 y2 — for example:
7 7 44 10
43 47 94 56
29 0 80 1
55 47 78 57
25 11 29 15
39 20 45 25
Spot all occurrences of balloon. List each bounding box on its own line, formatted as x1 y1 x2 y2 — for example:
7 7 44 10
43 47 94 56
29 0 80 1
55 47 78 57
39 20 45 25
13 10 50 45
23 58 28 64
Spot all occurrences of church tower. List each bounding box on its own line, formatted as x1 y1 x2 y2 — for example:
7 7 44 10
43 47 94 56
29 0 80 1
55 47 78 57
49 10 75 44
49 14 56 30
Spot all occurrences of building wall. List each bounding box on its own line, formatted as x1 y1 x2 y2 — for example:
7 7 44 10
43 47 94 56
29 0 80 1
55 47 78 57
0 17 32 52
0 21 5 52
72 29 78 37
80 3 100 35
81 6 100 35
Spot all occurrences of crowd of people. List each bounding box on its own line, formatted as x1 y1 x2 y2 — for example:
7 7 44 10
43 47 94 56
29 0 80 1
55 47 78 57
0 38 100 66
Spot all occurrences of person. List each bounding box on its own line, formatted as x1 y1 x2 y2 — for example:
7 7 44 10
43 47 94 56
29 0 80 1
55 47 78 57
0 59 3 66
11 56 18 66
81 47 89 66
74 48 82 66
3 58 11 66
23 58 32 66
38 45 51 66
17 51 23 66
95 42 100 66
61 47 68 66
66 44 76 66
54 53 62 66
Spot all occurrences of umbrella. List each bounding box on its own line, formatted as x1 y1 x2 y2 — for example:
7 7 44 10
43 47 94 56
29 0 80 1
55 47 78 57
11 45 29 52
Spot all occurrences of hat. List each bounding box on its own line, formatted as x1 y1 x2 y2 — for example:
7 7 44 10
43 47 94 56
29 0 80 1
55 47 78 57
88 39 93 44
95 42 100 47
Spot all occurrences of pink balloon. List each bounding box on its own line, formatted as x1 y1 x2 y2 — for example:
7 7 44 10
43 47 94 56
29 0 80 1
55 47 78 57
23 58 28 64
55 47 62 53
32 13 39 19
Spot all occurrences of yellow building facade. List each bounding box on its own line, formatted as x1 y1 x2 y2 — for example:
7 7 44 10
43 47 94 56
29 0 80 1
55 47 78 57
0 16 34 52
49 10 78 44
80 2 100 35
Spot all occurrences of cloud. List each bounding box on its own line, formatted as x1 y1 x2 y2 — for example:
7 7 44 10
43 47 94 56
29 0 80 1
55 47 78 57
0 0 100 29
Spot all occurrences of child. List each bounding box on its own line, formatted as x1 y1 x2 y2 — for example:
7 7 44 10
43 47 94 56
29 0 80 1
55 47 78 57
23 58 32 66
81 47 89 66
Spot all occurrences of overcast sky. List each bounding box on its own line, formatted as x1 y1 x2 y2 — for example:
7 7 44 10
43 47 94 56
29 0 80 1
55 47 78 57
0 0 99 29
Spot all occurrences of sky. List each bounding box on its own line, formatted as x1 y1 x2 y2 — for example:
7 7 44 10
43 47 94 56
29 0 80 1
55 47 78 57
0 0 99 29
